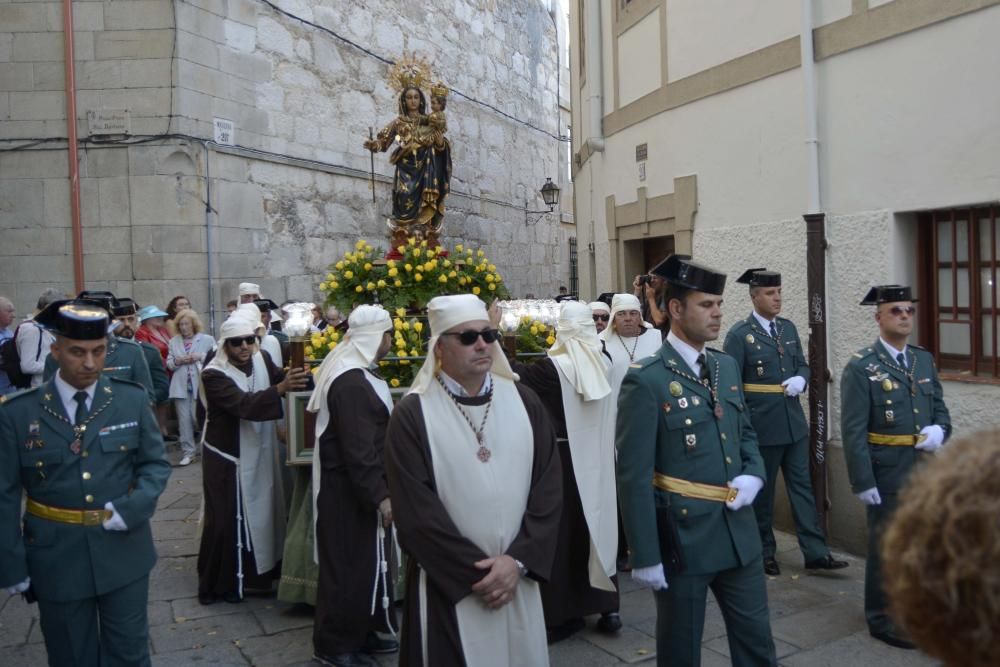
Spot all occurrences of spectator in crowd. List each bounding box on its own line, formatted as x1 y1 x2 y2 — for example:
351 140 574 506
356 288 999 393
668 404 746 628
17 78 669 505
633 261 669 334
136 305 173 438
17 288 61 388
324 306 344 331
226 300 238 314
589 301 610 334
882 430 1000 667
167 309 216 467
239 283 261 305
166 295 192 323
112 299 170 437
0 296 15 394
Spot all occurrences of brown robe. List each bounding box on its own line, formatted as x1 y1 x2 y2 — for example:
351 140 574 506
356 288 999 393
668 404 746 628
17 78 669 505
197 354 285 598
313 369 395 656
513 358 620 626
385 383 561 667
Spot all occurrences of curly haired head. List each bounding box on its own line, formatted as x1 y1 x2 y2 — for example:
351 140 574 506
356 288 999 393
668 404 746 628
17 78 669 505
882 430 1000 666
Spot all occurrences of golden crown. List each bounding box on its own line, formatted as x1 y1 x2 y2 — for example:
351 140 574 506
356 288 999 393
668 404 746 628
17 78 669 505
388 53 432 91
430 81 448 98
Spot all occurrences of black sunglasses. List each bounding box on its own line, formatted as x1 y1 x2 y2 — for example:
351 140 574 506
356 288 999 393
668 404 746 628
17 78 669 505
441 328 502 345
593 314 610 322
888 306 916 316
228 335 257 347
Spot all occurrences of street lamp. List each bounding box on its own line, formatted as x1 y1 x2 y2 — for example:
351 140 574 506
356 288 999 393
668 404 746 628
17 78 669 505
525 178 562 225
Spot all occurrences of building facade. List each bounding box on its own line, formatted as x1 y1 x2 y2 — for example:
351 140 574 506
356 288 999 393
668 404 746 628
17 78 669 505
570 0 1000 552
1 0 572 329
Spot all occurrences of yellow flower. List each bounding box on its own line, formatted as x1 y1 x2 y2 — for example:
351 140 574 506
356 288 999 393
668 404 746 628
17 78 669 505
394 280 402 287
485 274 495 283
410 348 419 357
330 281 339 289
390 378 401 388
530 326 538 336
330 332 340 342
355 239 366 250
366 281 376 290
472 286 481 295
355 285 364 293
448 270 457 278
395 307 406 317
324 326 335 335
415 263 424 273
329 341 337 350
335 261 344 270
398 350 408 358
397 245 406 254
388 267 398 277
311 334 322 347
546 335 556 346
443 259 452 268
377 279 387 288
426 249 436 259
393 318 403 329
326 272 335 281
344 270 354 279
364 262 373 271
413 321 423 333
404 263 413 272
415 273 423 282
407 238 416 246
477 250 485 257
466 248 473 255
413 248 422 258
396 339 407 350
387 259 396 268
458 277 467 286
438 274 448 283
488 283 496 291
402 321 411 330
364 244 373 253
304 345 313 355
494 274 502 283
345 252 355 262
455 244 464 252
488 264 496 272
400 359 410 365
319 282 327 290
379 360 388 367
420 239 428 247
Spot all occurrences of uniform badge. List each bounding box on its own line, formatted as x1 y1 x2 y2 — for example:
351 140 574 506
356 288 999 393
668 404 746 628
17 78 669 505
685 434 697 450
865 363 880 375
881 378 893 392
662 402 671 414
885 409 895 423
103 386 113 394
24 421 43 450
756 366 765 377
745 334 755 344
678 397 689 409
669 381 683 397
691 396 701 407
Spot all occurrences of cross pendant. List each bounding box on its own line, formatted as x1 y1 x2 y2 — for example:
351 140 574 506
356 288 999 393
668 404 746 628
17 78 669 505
70 438 82 455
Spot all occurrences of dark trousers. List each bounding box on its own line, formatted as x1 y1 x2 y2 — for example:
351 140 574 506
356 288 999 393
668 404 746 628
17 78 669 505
754 438 827 562
37 574 151 667
653 557 776 667
865 494 899 634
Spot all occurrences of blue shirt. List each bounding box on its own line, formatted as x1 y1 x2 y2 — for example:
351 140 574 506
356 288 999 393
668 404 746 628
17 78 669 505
0 328 13 395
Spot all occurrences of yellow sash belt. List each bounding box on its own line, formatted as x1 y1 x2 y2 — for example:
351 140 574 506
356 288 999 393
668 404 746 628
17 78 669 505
867 432 927 447
742 383 786 394
25 498 112 526
653 472 738 503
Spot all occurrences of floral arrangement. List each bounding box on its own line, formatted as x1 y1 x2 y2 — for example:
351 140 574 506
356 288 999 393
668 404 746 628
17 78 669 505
319 238 511 314
513 316 556 355
380 309 428 388
304 326 342 367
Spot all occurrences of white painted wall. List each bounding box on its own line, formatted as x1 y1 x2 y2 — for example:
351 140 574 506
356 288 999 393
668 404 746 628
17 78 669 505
616 9 661 106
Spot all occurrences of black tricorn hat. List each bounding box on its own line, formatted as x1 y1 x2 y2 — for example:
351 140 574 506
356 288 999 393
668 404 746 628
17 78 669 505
35 299 109 340
651 254 727 295
254 298 280 313
597 292 615 307
111 297 138 317
860 285 918 306
736 268 781 288
77 290 117 314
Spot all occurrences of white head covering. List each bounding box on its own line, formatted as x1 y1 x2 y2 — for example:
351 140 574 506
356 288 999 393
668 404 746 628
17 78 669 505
599 293 652 341
589 301 610 315
239 282 261 297
306 305 392 413
235 303 266 334
409 294 516 395
548 301 611 401
205 315 257 372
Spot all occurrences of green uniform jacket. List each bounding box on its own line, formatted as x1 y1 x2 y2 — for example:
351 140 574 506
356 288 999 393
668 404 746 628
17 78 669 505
723 314 810 446
44 335 155 402
0 376 171 601
138 340 170 404
616 342 766 575
840 340 951 494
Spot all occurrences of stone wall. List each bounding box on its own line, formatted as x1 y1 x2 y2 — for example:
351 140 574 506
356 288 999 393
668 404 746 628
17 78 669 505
0 0 570 326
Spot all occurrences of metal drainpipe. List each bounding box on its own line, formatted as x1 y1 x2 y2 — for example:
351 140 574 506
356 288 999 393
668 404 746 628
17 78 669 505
202 141 217 335
800 0 831 533
63 0 84 292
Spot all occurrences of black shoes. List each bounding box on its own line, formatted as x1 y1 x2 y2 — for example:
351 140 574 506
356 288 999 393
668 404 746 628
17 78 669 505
313 653 377 667
805 554 850 571
596 612 622 634
763 557 781 576
198 592 216 605
362 632 399 655
546 617 585 644
869 630 916 650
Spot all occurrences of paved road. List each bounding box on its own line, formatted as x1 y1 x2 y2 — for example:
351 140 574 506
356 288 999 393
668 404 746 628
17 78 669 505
0 459 938 666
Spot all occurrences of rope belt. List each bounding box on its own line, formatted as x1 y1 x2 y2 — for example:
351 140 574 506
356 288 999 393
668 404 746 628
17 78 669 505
867 432 928 447
653 472 738 503
742 383 786 394
26 498 112 526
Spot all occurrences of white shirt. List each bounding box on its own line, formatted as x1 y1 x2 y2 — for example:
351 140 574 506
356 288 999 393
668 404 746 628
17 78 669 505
752 310 777 333
53 372 97 424
666 331 705 377
879 337 908 366
438 370 492 397
17 319 54 387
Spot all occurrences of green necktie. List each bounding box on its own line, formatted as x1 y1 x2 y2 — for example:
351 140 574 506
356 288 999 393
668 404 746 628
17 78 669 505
74 391 89 426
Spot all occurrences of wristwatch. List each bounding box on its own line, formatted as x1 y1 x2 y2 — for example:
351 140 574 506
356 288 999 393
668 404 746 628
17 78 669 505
513 558 528 577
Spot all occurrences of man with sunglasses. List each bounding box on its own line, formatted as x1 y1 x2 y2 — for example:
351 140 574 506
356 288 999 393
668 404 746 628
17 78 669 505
198 315 310 605
385 294 561 666
590 301 611 334
840 284 951 649
723 269 847 578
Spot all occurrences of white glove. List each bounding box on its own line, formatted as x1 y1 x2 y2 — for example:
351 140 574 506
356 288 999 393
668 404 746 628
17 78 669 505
631 563 668 591
726 475 764 510
6 577 30 596
915 425 945 452
102 502 128 531
856 487 882 506
781 376 807 397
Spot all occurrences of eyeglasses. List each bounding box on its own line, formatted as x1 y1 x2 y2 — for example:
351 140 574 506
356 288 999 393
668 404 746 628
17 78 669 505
441 328 502 345
593 314 610 322
889 306 916 316
228 335 257 347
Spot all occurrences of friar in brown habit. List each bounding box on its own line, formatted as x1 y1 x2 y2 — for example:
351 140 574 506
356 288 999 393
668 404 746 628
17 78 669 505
385 294 562 667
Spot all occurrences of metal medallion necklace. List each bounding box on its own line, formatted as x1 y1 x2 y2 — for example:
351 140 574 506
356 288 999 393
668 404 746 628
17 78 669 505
43 396 112 456
436 374 494 462
619 333 640 362
670 354 724 419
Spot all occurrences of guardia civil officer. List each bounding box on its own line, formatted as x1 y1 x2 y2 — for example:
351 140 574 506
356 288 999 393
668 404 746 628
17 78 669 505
723 268 847 576
43 291 155 402
0 299 171 666
840 284 951 649
617 255 777 666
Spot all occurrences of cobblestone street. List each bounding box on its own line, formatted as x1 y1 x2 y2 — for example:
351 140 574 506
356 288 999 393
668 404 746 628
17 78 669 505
0 459 938 666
